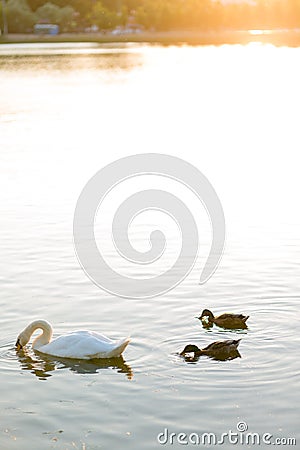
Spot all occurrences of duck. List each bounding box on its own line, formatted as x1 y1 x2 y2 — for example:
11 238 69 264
197 309 249 329
180 339 241 358
15 320 130 360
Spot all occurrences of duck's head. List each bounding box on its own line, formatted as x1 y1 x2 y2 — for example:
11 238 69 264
15 330 30 350
198 309 214 320
180 344 201 356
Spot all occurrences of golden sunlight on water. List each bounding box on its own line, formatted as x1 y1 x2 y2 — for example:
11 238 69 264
0 43 299 449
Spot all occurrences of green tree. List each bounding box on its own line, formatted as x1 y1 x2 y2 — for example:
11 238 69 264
36 2 61 22
6 0 36 33
26 0 46 10
0 1 4 33
36 1 75 30
89 1 120 30
59 5 75 31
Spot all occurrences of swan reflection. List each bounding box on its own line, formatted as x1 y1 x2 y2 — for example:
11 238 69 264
16 348 133 380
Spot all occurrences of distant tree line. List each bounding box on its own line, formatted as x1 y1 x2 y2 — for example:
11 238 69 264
1 0 300 34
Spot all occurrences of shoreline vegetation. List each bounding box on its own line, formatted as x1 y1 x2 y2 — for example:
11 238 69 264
1 1 300 48
1 30 300 47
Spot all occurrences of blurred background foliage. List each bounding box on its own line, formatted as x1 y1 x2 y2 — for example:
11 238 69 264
1 0 300 34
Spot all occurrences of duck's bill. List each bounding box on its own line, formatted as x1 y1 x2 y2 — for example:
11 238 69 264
15 340 22 350
180 350 195 356
199 316 209 322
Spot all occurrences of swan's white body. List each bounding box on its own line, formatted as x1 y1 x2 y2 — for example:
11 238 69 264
16 320 130 359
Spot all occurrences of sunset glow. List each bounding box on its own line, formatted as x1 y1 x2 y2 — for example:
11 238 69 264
1 0 300 35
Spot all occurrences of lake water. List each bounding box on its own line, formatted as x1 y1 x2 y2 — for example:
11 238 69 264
0 42 299 449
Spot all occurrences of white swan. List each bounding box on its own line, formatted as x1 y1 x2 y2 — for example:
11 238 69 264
15 320 130 359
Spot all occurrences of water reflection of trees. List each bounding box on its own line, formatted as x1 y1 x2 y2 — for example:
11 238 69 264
0 52 143 75
16 348 133 380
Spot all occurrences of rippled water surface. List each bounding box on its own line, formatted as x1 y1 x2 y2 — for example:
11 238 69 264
0 43 299 449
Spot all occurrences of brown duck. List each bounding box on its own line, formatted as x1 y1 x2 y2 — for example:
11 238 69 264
198 309 249 329
180 339 241 358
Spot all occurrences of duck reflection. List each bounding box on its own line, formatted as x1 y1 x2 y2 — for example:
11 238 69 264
16 348 133 380
199 318 248 331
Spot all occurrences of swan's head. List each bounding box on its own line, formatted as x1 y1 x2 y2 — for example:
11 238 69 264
15 330 30 350
16 320 52 350
15 320 53 351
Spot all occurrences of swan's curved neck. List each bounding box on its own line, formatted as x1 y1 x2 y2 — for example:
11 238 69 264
24 320 53 349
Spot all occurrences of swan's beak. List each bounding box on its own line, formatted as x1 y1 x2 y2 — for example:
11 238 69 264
15 339 22 350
